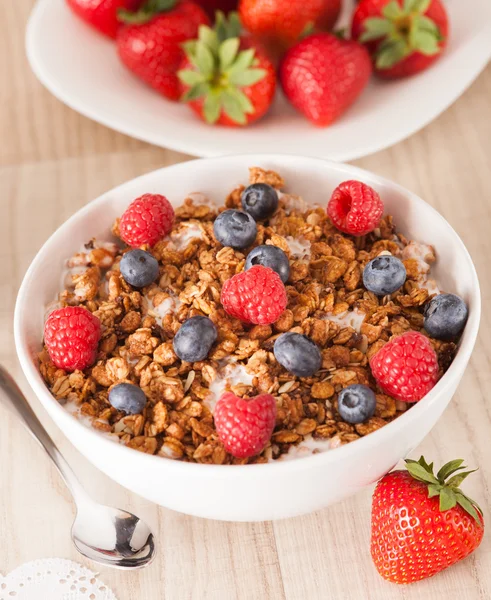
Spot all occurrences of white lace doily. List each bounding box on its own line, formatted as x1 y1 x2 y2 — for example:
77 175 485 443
0 558 118 600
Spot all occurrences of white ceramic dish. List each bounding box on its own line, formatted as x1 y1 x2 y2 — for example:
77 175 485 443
15 155 480 522
26 0 491 161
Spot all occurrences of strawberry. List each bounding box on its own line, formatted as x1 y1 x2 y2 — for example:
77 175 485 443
66 0 143 38
178 13 276 126
371 456 484 584
239 0 341 47
351 0 449 79
117 0 210 101
279 33 372 127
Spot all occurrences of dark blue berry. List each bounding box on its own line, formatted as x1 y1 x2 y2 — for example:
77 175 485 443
109 383 147 415
245 245 290 283
120 249 159 288
273 332 321 377
173 316 217 362
241 183 279 220
213 209 257 249
363 255 406 296
424 293 468 341
337 384 376 424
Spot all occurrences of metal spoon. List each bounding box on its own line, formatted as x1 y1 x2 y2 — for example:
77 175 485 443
0 366 156 569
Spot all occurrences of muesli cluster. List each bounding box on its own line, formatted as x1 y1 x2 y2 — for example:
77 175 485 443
39 167 468 464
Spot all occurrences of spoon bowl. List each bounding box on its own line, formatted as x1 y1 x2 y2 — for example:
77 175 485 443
0 367 156 569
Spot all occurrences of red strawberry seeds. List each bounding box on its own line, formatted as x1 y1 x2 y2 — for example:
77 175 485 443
44 306 101 372
370 331 439 402
327 180 383 236
214 392 277 458
119 193 175 247
221 265 287 325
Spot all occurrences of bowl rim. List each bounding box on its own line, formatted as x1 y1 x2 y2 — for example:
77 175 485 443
14 154 481 476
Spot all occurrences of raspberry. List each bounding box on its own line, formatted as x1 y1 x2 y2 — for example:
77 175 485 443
220 265 287 325
214 392 277 458
370 331 439 403
327 180 383 236
44 306 101 372
119 193 174 247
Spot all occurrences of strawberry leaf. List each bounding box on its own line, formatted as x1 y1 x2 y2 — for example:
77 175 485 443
410 0 431 13
439 487 457 512
203 93 222 123
219 38 240 70
436 459 465 482
447 470 478 488
405 460 439 485
376 39 410 69
417 15 440 34
427 484 442 498
410 29 440 55
181 81 209 102
455 492 483 526
196 40 215 76
215 11 242 43
229 68 266 87
199 25 219 54
221 90 247 124
177 69 206 86
359 17 394 42
382 1 403 20
118 0 177 23
227 48 255 75
227 87 254 113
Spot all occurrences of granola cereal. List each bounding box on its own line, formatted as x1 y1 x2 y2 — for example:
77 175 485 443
39 168 460 465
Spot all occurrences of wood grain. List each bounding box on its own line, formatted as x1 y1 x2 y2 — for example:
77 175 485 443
1 2 490 598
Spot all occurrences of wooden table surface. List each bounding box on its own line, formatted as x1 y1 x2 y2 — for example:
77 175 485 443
2 2 491 599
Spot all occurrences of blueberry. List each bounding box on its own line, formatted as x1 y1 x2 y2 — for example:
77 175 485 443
173 316 217 362
213 209 257 249
241 183 279 220
245 245 290 283
109 383 147 415
363 255 406 296
424 293 468 341
274 332 321 377
337 384 376 424
120 249 159 288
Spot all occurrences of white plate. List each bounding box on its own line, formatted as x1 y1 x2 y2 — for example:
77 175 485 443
26 0 491 161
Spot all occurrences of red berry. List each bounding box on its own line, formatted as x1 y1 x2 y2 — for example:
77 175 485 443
370 331 439 402
371 457 484 584
221 265 287 325
214 392 277 458
66 0 142 39
279 34 372 127
351 0 449 80
117 0 209 101
44 307 101 372
119 193 175 247
327 180 383 236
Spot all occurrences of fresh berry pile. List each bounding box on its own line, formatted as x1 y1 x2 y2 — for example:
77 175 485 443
65 0 450 127
40 167 466 468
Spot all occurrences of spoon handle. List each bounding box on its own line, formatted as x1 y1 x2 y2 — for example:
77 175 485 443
0 365 90 505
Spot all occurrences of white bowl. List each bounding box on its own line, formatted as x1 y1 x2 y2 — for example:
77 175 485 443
15 155 480 522
26 0 491 161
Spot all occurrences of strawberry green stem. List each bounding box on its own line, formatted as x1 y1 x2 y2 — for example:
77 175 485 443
118 0 178 25
359 0 444 69
405 456 483 526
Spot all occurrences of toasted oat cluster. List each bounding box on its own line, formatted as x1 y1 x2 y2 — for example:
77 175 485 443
39 168 457 464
